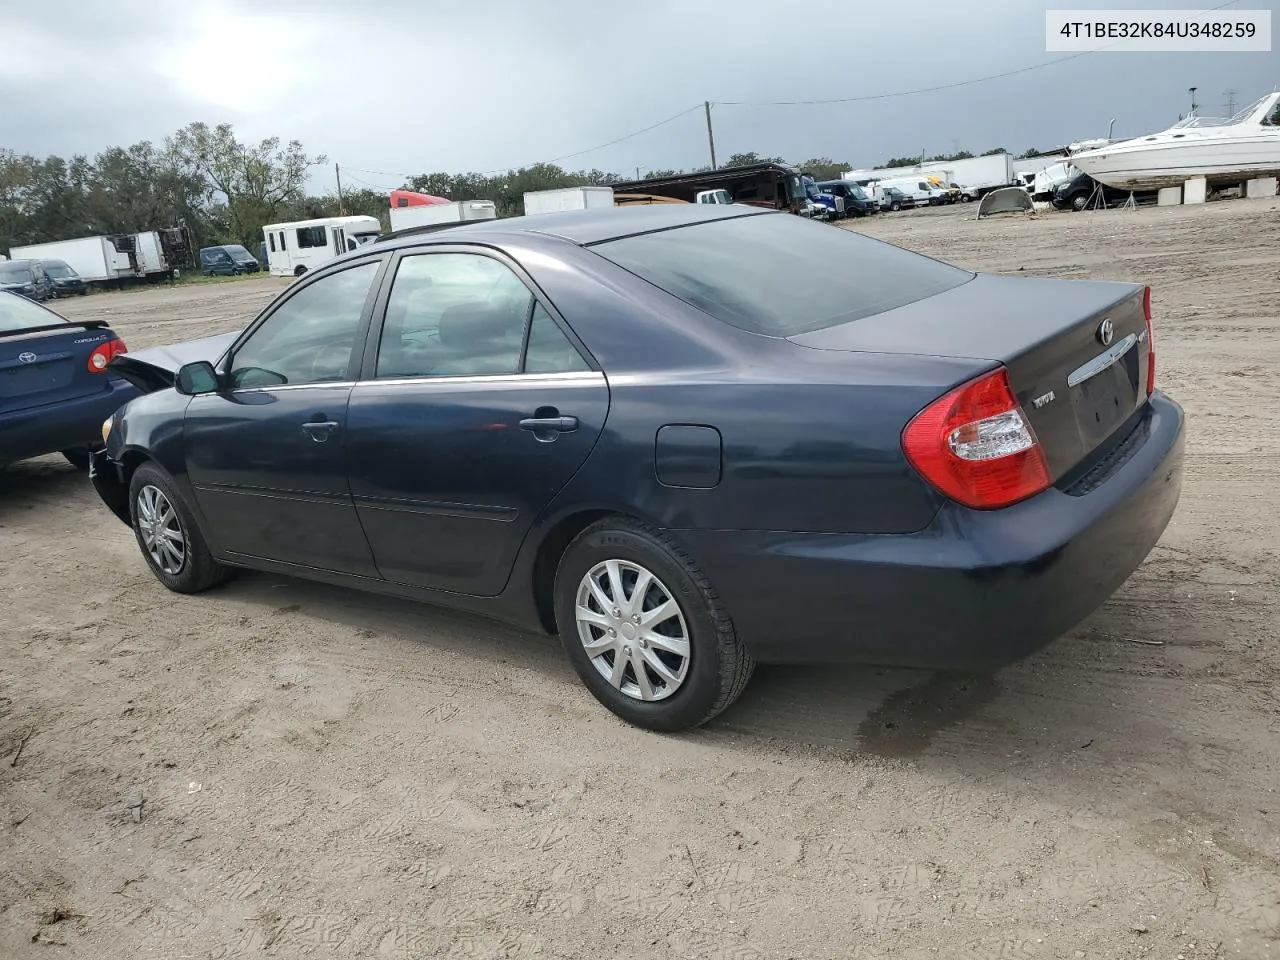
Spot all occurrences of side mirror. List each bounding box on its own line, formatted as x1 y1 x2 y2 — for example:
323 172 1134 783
174 360 220 396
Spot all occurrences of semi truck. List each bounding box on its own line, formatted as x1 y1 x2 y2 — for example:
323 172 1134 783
388 200 496 232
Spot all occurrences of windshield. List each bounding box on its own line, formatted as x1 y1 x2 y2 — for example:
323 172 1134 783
0 290 61 332
849 185 868 200
589 211 973 337
352 232 380 245
43 262 77 279
223 245 253 259
0 267 34 284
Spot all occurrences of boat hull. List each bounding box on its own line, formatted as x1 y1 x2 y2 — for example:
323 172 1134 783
1072 135 1280 191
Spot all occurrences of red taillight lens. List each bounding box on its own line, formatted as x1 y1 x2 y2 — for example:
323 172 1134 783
1142 285 1155 397
87 337 128 373
902 366 1051 510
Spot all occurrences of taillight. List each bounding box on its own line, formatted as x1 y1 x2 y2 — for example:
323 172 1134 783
1142 285 1155 397
87 337 127 373
902 366 1051 510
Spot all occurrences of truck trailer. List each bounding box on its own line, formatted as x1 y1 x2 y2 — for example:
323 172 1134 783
523 186 615 216
845 153 1016 201
388 200 497 232
7 232 187 287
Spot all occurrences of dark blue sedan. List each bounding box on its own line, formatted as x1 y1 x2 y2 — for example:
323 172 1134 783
1 291 137 470
89 205 1185 731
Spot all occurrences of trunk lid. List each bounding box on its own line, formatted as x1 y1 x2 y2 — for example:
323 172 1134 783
0 318 122 414
789 273 1151 480
107 329 241 393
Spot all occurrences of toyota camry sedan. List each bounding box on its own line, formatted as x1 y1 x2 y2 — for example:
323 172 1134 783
90 204 1185 731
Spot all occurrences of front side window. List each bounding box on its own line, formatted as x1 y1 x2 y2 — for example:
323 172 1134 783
228 260 380 388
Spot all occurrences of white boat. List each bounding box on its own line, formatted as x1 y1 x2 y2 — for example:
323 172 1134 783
1069 91 1280 191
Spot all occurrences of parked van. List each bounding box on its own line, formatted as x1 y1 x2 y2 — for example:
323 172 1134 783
876 178 943 207
199 245 261 276
261 215 382 277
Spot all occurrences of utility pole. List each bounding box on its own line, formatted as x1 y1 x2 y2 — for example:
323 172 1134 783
704 101 717 170
635 165 641 180
335 163 346 215
1224 89 1238 115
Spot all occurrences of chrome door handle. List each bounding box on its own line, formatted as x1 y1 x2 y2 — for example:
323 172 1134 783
301 420 339 442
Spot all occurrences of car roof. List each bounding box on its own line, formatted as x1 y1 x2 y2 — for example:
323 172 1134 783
374 203 775 252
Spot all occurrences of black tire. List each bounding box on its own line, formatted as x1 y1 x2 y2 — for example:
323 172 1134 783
293 265 307 277
891 202 901 211
128 461 228 594
61 448 92 470
1071 193 1089 212
553 517 754 732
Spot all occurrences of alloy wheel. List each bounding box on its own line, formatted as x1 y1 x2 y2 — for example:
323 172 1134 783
574 559 691 702
136 484 186 576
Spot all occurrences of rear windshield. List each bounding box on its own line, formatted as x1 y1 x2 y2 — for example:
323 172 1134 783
0 290 61 333
589 212 973 336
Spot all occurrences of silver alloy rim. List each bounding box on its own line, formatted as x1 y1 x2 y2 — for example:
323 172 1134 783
136 484 186 576
575 559 690 702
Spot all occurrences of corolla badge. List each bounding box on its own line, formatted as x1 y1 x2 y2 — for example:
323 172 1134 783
18 351 37 363
1096 318 1114 346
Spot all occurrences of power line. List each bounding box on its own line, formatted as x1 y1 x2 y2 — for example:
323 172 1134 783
714 0 1245 107
342 103 703 183
337 0 1247 179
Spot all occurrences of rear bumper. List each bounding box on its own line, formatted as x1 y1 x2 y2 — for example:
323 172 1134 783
680 392 1186 669
0 378 139 465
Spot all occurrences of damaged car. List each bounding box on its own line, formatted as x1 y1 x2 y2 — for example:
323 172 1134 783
92 204 1185 732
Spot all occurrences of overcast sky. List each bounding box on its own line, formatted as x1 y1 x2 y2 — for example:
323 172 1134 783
2 0 1275 193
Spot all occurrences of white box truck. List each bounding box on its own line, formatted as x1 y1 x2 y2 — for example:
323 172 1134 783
522 186 614 215
388 200 497 233
8 236 138 285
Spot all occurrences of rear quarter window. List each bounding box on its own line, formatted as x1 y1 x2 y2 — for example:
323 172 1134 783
588 212 973 336
0 291 61 332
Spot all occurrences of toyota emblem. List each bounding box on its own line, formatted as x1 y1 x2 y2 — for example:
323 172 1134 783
1096 319 1114 346
18 351 37 364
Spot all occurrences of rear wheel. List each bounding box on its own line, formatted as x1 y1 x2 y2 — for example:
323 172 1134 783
128 462 228 594
554 518 754 732
293 265 307 277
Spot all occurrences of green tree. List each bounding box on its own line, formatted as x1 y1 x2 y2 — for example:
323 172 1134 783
167 122 326 248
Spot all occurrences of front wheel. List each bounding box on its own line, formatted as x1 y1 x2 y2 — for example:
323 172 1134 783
554 518 754 731
128 462 229 594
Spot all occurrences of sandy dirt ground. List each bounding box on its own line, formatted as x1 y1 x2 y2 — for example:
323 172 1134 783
2 199 1279 959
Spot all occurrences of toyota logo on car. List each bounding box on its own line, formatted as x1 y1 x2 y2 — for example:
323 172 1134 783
18 351 37 364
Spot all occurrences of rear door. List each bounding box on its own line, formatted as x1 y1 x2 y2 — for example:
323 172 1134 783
345 247 609 596
0 294 122 414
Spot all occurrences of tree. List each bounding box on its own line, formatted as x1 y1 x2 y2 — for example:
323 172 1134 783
167 122 326 248
1019 147 1041 158
796 157 850 181
721 152 786 169
982 147 1008 156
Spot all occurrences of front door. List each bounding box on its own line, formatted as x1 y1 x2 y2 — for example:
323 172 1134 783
184 257 386 575
345 249 609 596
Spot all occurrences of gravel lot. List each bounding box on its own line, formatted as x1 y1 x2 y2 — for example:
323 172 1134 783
3 198 1278 959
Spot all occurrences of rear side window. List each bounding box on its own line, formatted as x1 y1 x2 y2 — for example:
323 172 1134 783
589 212 973 336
